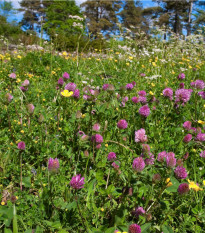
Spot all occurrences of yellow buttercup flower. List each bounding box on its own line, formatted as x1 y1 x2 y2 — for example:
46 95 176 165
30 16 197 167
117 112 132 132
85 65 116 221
1 201 5 205
101 208 104 211
61 90 73 97
166 178 173 187
198 120 205 125
203 180 205 186
105 144 108 147
149 91 154 95
188 179 203 191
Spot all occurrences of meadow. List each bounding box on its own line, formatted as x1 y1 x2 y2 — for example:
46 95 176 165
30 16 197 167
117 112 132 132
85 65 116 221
0 33 205 233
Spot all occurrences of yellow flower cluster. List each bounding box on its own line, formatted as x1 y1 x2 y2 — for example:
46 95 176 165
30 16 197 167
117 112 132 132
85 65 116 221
61 90 73 97
166 178 173 187
188 180 203 191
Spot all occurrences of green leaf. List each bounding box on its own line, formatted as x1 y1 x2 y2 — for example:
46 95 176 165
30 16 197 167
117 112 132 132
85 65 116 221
162 225 174 233
13 205 18 233
166 177 180 192
22 177 31 188
105 227 116 233
4 229 13 233
141 223 152 233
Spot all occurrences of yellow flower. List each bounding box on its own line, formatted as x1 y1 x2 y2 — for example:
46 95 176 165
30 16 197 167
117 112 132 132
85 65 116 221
101 208 104 211
62 51 67 56
141 65 145 68
115 52 119 54
43 99 45 102
192 149 196 153
105 144 108 147
96 58 100 61
152 62 157 67
17 55 22 59
20 130 24 134
198 120 205 125
23 123 26 126
116 108 119 111
18 122 21 125
61 90 73 97
126 63 130 66
151 83 155 87
203 180 205 186
114 60 118 62
81 114 86 118
129 56 133 60
166 178 173 187
149 91 154 95
10 142 13 146
189 65 192 69
16 78 21 83
1 201 5 205
188 179 202 191
172 71 175 74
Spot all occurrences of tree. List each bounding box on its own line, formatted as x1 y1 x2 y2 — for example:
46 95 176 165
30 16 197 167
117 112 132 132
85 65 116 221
81 0 122 38
119 0 147 34
0 0 13 18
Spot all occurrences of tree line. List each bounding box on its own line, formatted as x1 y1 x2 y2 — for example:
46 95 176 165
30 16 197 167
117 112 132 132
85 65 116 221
0 0 204 50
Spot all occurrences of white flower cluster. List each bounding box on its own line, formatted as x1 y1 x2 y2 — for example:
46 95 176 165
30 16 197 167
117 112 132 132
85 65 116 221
73 22 83 29
69 15 84 21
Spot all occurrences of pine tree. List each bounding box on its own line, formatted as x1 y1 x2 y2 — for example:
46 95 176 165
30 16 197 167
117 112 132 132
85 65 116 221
81 0 122 38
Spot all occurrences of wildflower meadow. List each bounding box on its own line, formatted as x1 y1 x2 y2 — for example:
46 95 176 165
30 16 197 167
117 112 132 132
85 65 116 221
0 32 205 233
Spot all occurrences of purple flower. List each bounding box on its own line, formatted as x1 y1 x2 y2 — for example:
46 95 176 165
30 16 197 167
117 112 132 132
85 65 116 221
174 166 188 179
92 123 100 132
196 133 205 142
92 134 103 144
126 83 134 90
132 207 145 218
132 81 136 86
17 141 25 150
144 153 155 165
191 80 205 89
107 152 116 161
135 129 147 143
166 152 176 168
183 121 192 130
157 151 167 162
112 161 120 169
63 72 70 79
48 158 60 173
70 174 85 189
102 83 109 90
131 96 139 104
129 224 141 233
163 88 173 100
178 183 189 195
183 134 192 143
142 144 150 154
175 89 192 104
177 73 185 80
20 86 28 92
58 78 64 86
139 105 150 117
9 73 16 79
138 96 147 104
22 79 30 87
179 83 185 89
117 119 128 129
140 73 146 77
83 94 91 100
27 104 35 114
200 151 205 158
132 157 145 172
73 89 80 99
77 131 85 137
198 91 205 99
65 82 76 91
138 90 146 96
5 93 13 103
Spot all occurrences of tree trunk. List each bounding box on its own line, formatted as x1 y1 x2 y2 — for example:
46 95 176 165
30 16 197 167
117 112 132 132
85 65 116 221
187 0 193 36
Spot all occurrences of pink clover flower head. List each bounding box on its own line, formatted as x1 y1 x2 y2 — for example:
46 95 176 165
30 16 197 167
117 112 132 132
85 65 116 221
129 223 141 233
102 83 109 90
22 79 30 87
139 105 150 117
179 82 185 89
126 83 134 90
5 93 13 103
174 166 188 179
163 88 173 100
92 134 103 144
96 144 101 149
17 141 25 150
70 174 85 189
135 129 147 143
107 152 116 161
73 89 80 99
92 123 100 132
117 119 128 129
138 90 146 96
183 134 192 143
191 80 205 89
77 131 85 137
112 161 120 169
198 91 205 99
140 73 146 77
200 150 205 158
183 121 192 130
27 104 35 114
48 158 60 173
9 73 16 79
177 73 185 80
196 133 205 142
83 94 91 100
132 207 145 218
178 183 189 195
132 81 136 86
58 77 64 86
122 96 129 103
20 86 28 92
175 89 192 103
63 72 70 79
144 153 155 165
65 82 76 91
132 157 145 172
157 151 167 162
138 96 147 104
166 152 176 168
132 96 139 104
